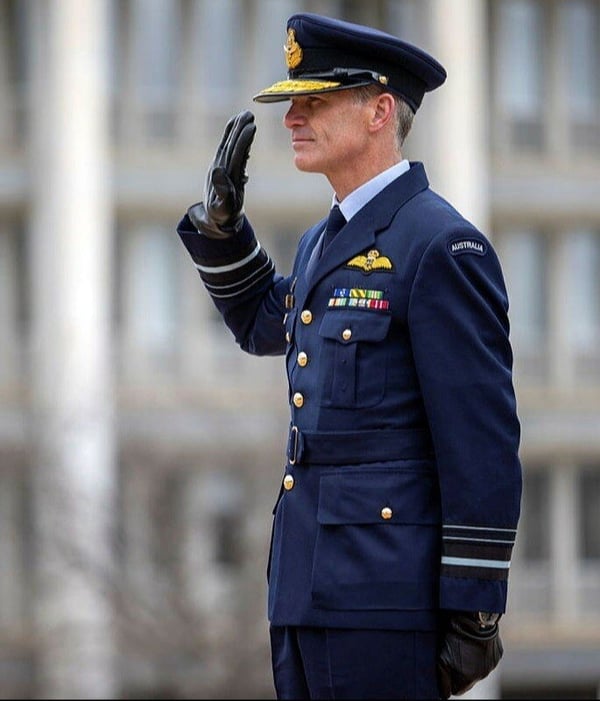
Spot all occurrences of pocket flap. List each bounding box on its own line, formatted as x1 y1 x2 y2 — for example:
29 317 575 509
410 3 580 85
317 468 439 526
318 310 391 344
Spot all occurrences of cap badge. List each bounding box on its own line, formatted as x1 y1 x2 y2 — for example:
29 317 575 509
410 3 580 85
346 249 393 274
284 28 303 69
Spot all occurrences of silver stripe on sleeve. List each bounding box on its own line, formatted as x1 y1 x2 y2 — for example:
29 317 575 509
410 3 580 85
203 258 273 292
442 525 517 534
195 241 262 274
443 536 516 545
208 262 275 299
441 556 511 569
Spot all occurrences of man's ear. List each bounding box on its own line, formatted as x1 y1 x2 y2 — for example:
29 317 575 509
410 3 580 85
368 92 396 133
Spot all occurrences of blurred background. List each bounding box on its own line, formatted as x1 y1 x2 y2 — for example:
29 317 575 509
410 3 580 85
0 0 599 698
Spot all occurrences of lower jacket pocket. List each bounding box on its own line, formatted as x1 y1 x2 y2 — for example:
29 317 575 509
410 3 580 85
311 466 441 611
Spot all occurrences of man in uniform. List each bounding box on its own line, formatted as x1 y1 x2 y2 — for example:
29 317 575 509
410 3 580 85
176 12 522 700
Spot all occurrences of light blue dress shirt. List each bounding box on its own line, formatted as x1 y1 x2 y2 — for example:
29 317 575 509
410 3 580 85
333 159 411 222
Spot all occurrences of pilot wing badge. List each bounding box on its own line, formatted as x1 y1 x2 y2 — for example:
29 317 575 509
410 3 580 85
346 249 394 274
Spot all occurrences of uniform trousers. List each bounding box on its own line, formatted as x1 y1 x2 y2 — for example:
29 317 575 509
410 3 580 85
270 624 441 700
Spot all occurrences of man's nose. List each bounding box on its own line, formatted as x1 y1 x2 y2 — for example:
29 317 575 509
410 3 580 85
284 102 306 128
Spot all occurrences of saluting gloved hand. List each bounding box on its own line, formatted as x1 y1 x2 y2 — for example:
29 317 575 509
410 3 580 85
188 110 256 239
437 612 503 699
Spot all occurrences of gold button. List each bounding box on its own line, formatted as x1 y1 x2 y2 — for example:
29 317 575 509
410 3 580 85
381 507 393 520
293 392 304 408
342 328 352 341
283 474 294 491
286 331 291 343
297 351 308 367
300 310 313 325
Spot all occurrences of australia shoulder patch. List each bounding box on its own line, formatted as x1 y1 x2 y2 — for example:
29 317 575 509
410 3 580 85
448 238 487 257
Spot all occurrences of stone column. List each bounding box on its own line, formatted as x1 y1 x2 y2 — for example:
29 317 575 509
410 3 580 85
28 1 117 697
550 463 578 622
426 0 491 236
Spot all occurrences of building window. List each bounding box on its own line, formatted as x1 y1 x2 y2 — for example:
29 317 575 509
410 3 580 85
0 457 28 631
202 471 244 569
117 223 180 377
116 0 182 144
0 0 29 146
579 466 600 561
186 0 243 122
521 468 551 562
268 224 300 273
495 0 545 152
498 229 548 381
565 229 600 380
561 0 600 153
340 0 388 27
0 222 28 383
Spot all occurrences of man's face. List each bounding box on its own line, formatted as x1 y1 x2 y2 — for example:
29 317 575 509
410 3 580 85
283 90 372 180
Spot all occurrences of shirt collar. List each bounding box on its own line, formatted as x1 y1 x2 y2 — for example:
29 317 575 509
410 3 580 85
333 159 411 222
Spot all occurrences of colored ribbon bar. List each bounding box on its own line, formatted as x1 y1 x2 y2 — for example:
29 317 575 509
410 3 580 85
328 297 389 310
333 287 384 299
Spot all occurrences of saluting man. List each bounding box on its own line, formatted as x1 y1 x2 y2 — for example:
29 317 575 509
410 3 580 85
177 12 522 700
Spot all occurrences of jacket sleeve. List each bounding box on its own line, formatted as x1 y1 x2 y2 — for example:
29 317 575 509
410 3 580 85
176 212 290 356
408 227 522 614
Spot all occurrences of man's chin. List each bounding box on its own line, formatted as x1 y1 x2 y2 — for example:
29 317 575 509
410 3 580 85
293 156 322 173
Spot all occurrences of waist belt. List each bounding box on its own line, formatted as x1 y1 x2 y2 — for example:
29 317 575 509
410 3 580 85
287 425 433 465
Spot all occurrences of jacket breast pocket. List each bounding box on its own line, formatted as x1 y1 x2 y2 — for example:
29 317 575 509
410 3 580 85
318 310 391 408
311 466 441 612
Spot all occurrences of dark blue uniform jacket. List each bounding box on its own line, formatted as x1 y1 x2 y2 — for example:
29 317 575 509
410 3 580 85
177 162 522 631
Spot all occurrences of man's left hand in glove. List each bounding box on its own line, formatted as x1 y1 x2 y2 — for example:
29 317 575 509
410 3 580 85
437 611 503 698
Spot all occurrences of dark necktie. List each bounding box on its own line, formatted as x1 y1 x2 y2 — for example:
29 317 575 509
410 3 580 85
321 205 346 254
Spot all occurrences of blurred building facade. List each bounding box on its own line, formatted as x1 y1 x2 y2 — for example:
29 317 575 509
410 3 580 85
0 0 599 698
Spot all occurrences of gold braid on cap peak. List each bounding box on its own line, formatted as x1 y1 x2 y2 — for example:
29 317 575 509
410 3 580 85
258 79 342 95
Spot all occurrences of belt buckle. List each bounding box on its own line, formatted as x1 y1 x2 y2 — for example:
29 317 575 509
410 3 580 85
289 425 299 465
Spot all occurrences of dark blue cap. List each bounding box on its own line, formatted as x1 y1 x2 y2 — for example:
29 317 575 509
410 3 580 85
253 13 446 112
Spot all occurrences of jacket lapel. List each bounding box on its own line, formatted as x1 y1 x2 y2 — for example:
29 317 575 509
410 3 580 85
293 222 325 309
302 163 430 297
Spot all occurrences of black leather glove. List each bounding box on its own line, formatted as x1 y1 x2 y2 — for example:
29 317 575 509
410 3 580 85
437 612 503 698
188 110 256 239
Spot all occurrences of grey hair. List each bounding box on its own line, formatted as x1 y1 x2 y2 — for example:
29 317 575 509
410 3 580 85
352 84 414 148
